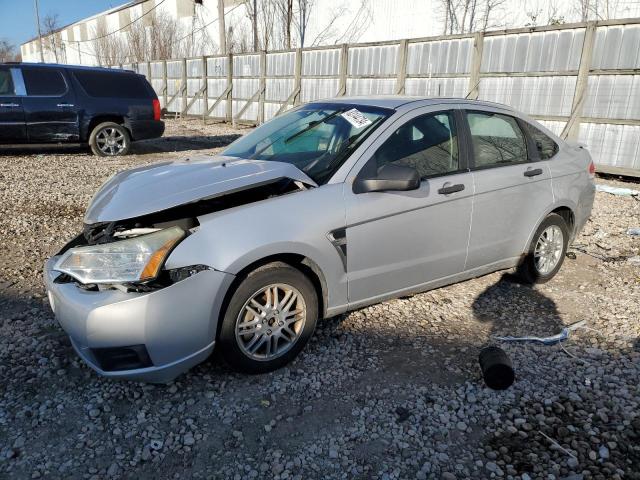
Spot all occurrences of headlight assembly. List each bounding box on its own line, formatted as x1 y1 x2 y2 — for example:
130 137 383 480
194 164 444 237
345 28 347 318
54 226 186 285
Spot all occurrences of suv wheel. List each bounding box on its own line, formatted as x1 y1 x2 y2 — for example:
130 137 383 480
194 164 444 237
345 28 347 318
517 213 569 284
218 263 318 373
89 122 131 157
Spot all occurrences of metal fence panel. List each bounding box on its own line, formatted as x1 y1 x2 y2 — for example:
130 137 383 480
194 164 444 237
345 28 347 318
592 24 640 69
302 49 340 76
267 52 295 76
348 45 398 76
407 38 473 74
482 30 584 72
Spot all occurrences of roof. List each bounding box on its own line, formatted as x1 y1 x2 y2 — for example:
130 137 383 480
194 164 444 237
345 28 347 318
0 62 135 73
21 0 149 45
317 95 516 111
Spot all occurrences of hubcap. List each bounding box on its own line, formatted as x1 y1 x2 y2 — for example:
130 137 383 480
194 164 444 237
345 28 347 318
534 225 564 275
96 128 125 155
235 283 306 361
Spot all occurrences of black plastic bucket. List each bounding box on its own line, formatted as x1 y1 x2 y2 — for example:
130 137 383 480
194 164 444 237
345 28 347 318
479 346 515 390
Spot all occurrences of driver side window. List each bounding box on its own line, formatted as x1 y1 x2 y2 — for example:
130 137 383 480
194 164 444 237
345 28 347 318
373 111 459 178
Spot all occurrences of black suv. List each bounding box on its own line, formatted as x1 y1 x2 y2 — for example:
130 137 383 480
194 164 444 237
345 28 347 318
0 63 164 156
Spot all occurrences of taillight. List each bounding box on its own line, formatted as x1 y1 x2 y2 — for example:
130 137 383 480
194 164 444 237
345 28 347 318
588 160 596 176
152 99 161 121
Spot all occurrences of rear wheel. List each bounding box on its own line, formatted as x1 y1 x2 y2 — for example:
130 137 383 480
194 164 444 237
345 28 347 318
89 122 131 157
218 263 318 373
517 213 569 284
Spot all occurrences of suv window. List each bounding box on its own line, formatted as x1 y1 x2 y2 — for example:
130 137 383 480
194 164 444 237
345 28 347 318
373 111 459 178
22 68 67 96
521 121 559 160
467 112 528 168
0 68 14 95
72 70 149 98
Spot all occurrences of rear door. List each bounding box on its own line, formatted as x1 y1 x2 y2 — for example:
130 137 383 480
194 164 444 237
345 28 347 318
463 109 554 269
21 67 80 142
0 66 26 143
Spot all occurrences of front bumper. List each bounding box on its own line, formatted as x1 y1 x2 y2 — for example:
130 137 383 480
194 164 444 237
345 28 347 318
44 257 233 383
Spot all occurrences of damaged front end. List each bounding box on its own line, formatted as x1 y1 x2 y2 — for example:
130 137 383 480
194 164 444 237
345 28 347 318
53 157 315 293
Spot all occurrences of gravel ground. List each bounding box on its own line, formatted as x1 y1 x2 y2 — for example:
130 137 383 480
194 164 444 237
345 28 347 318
0 119 639 480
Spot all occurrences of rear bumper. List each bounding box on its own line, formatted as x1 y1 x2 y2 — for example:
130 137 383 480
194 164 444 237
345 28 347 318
44 257 233 382
574 181 596 238
128 119 165 141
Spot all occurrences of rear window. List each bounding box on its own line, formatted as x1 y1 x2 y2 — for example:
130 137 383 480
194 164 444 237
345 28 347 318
22 68 67 96
521 122 559 160
72 70 150 98
0 68 14 95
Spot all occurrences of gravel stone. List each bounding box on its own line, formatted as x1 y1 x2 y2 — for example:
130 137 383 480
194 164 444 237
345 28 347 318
0 120 638 479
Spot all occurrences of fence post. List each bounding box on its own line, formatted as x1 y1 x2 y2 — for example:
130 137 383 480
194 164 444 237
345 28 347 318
467 31 484 100
563 21 596 140
395 39 409 95
181 57 188 117
258 51 267 125
146 61 151 80
338 44 349 96
294 47 302 105
202 56 208 123
162 60 168 108
226 53 233 123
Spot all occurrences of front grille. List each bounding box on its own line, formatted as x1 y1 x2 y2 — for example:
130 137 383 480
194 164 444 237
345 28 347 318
91 345 153 371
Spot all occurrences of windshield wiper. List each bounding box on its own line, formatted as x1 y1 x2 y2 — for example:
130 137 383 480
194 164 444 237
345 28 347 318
284 109 345 144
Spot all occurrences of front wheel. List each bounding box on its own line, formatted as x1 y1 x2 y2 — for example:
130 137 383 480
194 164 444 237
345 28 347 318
218 263 318 373
517 213 569 284
89 122 131 157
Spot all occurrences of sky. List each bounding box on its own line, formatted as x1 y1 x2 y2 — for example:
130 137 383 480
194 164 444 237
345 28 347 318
0 0 124 46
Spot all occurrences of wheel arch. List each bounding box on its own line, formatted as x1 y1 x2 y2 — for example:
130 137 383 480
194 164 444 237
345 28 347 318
86 115 129 141
522 202 577 256
217 253 329 339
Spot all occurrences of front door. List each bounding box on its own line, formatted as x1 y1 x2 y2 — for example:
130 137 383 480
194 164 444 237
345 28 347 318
0 67 26 143
462 110 554 269
21 67 79 142
344 109 473 306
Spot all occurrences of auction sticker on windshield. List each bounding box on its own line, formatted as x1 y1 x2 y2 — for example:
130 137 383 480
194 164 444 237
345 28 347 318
341 108 372 129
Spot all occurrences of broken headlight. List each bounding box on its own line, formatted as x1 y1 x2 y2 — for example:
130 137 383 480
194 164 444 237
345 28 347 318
53 227 186 284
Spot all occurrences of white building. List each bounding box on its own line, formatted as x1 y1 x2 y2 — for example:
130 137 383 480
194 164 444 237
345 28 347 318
20 0 640 66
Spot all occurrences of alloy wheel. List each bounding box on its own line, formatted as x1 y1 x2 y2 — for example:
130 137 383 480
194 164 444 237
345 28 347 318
533 225 564 275
96 127 126 156
235 283 307 361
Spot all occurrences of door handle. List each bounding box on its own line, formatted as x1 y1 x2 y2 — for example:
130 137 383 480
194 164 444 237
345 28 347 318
57 103 75 108
438 183 465 195
524 168 543 177
0 103 19 107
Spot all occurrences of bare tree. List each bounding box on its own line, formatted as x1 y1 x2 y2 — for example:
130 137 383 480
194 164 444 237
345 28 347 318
274 0 294 49
439 0 506 34
331 0 373 45
294 0 313 48
93 21 127 66
244 0 259 51
42 13 63 62
0 39 20 62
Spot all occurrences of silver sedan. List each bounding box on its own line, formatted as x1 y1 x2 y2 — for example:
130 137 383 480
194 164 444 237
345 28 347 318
44 97 596 382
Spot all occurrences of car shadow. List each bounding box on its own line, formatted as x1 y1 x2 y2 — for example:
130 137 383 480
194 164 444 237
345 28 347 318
0 134 242 157
471 272 565 341
132 134 242 154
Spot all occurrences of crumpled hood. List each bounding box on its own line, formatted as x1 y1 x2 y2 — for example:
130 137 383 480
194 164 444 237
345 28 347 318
84 156 317 224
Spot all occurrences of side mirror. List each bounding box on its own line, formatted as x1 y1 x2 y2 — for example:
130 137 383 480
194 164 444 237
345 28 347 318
353 164 421 194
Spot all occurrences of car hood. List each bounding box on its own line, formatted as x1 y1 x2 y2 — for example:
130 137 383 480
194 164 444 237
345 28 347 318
84 156 317 224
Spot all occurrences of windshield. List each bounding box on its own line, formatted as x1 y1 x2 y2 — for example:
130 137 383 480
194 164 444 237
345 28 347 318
223 103 392 184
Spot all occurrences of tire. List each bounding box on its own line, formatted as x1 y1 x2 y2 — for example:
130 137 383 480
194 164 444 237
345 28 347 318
218 263 318 374
89 122 131 157
517 213 569 284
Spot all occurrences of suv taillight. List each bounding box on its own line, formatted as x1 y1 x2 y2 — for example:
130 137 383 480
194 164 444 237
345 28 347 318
152 99 161 121
588 160 596 177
